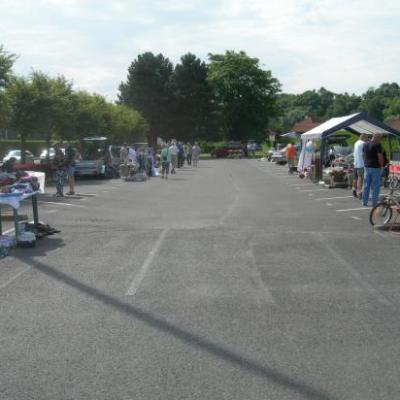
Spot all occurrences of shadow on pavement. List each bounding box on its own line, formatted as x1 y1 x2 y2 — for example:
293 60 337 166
14 255 338 400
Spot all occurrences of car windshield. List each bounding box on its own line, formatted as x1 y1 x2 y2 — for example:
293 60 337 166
9 150 21 156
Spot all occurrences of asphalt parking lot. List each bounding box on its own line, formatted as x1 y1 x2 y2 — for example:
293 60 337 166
1 159 399 400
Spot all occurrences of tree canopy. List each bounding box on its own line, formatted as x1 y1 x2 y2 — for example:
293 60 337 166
118 52 173 146
207 51 281 142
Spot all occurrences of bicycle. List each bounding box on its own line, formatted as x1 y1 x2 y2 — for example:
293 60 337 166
369 190 400 226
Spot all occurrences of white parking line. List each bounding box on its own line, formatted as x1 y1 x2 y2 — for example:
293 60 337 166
336 207 370 213
0 267 31 291
315 195 353 201
40 201 86 208
126 228 169 296
299 189 329 192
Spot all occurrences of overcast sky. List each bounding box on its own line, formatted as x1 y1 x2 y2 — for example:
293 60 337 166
1 0 399 100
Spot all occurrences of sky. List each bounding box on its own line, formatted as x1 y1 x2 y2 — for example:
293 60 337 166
1 0 399 101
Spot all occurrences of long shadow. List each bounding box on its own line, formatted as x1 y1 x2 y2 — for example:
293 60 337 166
15 256 337 400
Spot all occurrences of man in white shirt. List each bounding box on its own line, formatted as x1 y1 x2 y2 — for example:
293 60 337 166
128 145 137 163
168 140 178 174
352 133 368 198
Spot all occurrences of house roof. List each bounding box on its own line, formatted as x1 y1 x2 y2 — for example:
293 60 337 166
301 112 400 141
292 117 321 133
386 118 400 131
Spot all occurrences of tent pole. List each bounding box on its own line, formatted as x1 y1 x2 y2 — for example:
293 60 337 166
318 137 326 182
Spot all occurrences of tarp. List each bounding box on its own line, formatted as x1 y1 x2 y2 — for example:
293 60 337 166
301 112 400 141
281 131 300 138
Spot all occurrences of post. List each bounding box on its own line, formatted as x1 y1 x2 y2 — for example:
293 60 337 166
13 208 20 237
318 137 326 182
0 206 2 235
32 194 39 225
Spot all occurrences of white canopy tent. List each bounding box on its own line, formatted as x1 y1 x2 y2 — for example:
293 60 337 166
297 112 400 176
300 112 399 141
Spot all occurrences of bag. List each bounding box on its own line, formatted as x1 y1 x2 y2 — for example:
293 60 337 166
162 154 168 162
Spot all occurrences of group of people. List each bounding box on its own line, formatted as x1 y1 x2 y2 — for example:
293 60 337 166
160 141 201 179
352 133 387 207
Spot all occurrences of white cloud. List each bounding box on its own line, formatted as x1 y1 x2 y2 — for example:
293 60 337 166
1 0 399 99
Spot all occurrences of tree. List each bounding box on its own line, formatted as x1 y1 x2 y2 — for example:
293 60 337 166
359 83 400 120
169 53 220 142
326 92 361 118
71 91 111 139
30 71 74 158
107 103 148 144
0 45 17 129
6 76 40 162
118 52 173 146
207 51 281 142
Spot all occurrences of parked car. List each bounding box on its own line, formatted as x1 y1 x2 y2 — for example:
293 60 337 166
211 142 243 158
246 140 261 151
2 149 35 163
39 147 65 161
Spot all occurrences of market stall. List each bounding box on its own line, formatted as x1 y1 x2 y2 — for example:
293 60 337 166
0 170 55 252
297 112 400 181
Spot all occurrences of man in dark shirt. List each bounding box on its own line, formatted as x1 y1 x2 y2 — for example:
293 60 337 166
362 134 384 207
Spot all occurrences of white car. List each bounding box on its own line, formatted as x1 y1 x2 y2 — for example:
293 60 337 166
2 149 35 163
39 147 65 161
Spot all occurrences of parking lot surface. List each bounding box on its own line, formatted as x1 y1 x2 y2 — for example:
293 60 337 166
1 160 399 400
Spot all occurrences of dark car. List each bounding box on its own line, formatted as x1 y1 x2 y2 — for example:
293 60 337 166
211 142 243 158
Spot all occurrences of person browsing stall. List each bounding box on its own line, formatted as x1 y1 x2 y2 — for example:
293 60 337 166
352 133 368 199
362 134 384 207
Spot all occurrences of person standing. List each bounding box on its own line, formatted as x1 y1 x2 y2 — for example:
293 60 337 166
52 143 65 197
186 143 192 165
120 143 129 165
128 145 137 163
192 142 201 167
160 144 171 179
352 133 367 198
168 140 178 174
286 143 297 174
63 141 78 195
362 134 384 207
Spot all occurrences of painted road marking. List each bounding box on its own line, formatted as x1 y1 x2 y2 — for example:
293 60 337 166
74 193 97 197
318 234 392 306
352 216 361 220
299 189 329 192
315 195 353 201
126 228 169 296
326 203 333 206
336 207 370 213
40 201 86 208
0 267 31 291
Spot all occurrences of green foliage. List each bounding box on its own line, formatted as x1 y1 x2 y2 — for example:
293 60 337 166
118 52 173 146
168 53 220 142
0 44 16 89
207 51 281 142
0 45 17 129
106 103 148 144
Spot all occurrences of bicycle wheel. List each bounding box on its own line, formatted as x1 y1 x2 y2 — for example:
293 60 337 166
369 202 393 226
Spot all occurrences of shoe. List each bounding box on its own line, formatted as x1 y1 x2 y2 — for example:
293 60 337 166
66 191 75 195
358 192 362 199
352 189 357 198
